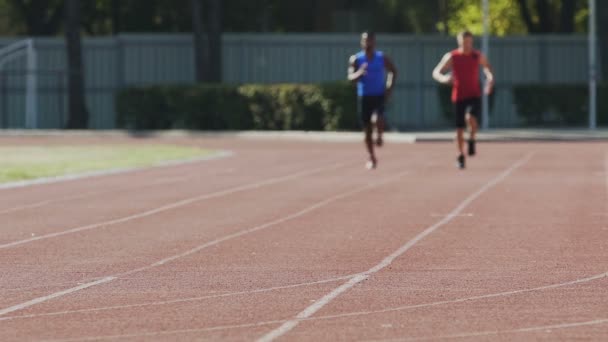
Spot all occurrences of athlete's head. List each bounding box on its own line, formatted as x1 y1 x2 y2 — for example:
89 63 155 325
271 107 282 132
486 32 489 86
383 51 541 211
457 31 474 53
361 31 376 53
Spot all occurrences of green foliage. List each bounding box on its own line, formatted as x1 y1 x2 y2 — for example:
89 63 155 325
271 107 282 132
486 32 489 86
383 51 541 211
116 81 358 131
441 0 527 36
318 81 360 131
437 83 608 127
0 0 592 36
512 84 608 126
116 84 250 130
116 87 174 129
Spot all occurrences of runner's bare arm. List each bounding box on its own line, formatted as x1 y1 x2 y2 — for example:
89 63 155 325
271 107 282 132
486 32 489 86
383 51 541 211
384 55 398 97
432 52 453 84
348 55 367 82
479 54 494 94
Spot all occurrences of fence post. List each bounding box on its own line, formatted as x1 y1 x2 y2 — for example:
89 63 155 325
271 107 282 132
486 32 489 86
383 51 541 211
25 39 38 129
1 71 6 128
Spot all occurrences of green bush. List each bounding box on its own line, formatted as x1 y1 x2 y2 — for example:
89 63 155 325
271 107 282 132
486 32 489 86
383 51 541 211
116 81 358 131
319 82 359 131
116 87 174 129
512 84 608 126
437 83 608 127
180 85 252 130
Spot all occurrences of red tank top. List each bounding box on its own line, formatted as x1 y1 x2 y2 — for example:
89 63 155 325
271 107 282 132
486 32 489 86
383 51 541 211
450 49 482 102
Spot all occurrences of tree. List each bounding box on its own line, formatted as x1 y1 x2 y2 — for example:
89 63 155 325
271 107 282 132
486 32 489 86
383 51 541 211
7 0 63 35
192 0 207 82
599 1 608 81
191 0 222 83
206 0 222 82
439 0 526 36
65 0 89 129
516 0 585 33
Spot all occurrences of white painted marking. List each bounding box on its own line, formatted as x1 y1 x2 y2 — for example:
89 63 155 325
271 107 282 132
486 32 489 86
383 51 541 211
5 269 605 325
0 277 115 316
257 153 534 342
430 213 473 218
146 173 402 269
0 167 406 317
0 163 344 250
41 320 285 342
0 150 233 191
605 152 608 212
0 176 187 217
0 274 357 322
311 271 608 322
372 318 608 341
29 270 608 341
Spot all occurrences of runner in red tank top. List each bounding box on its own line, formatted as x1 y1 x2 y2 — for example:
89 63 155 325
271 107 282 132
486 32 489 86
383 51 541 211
432 31 494 169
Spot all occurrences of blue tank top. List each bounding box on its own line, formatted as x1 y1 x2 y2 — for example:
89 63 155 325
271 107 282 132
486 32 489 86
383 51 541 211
355 50 386 96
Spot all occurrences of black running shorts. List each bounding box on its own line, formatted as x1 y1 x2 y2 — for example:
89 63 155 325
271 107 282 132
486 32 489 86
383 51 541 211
453 97 481 129
358 95 385 126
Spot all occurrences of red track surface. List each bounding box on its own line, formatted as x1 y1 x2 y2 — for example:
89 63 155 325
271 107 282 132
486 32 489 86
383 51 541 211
1 136 607 341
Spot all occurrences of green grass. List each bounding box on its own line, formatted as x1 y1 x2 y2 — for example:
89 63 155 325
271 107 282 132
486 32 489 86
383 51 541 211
0 145 214 183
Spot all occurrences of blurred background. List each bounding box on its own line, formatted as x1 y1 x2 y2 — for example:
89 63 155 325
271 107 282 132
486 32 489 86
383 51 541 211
0 0 605 131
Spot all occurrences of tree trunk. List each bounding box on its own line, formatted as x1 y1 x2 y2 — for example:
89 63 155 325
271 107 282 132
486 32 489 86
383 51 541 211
559 0 576 33
599 0 608 81
111 0 121 35
205 0 222 82
516 0 538 33
65 0 89 129
192 0 208 83
439 0 450 35
535 0 553 33
8 0 64 36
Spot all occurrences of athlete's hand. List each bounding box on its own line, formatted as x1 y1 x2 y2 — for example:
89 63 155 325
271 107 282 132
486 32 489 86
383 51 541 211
385 87 393 101
484 79 494 95
440 73 453 85
357 63 368 77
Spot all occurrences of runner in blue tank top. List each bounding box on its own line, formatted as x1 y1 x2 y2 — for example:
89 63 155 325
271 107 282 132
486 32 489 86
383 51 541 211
348 31 397 170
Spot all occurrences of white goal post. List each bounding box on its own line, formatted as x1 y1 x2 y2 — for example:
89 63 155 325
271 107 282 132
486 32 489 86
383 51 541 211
0 39 38 129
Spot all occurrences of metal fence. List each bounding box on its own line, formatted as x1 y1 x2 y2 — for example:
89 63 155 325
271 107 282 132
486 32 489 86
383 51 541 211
0 34 595 130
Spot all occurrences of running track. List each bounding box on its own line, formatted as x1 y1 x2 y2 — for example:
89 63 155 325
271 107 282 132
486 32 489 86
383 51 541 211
1 136 607 341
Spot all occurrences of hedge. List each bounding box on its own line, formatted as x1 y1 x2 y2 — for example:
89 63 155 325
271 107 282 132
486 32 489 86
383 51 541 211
438 84 608 127
512 84 608 126
116 82 358 131
118 82 607 130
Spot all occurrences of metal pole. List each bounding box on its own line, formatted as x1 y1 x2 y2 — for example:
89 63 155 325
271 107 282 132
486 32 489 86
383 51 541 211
481 0 490 130
1 71 7 128
589 0 597 130
25 39 38 129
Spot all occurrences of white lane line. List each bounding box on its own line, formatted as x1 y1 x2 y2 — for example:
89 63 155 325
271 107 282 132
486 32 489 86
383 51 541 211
310 271 608 322
371 318 608 341
0 273 357 322
0 176 187 217
41 320 285 342
605 152 608 212
0 277 115 316
33 270 608 341
129 170 409 272
0 168 407 318
1 280 92 293
257 152 535 342
429 213 473 218
0 150 233 191
0 163 345 250
4 268 605 325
